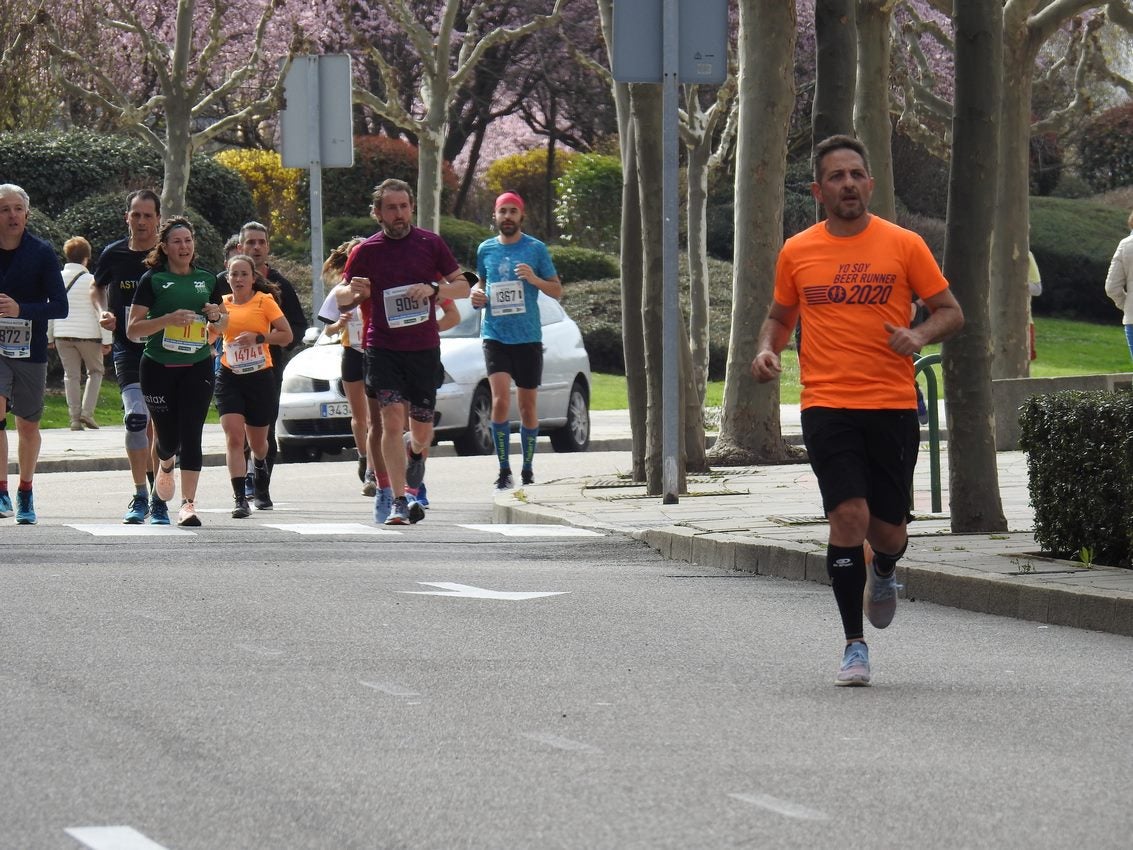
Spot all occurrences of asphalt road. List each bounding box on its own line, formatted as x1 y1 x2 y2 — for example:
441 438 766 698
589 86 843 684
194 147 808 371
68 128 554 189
4 454 1133 849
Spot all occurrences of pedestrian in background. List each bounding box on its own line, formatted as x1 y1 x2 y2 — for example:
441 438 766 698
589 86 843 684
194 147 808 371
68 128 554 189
1026 250 1042 361
1104 208 1133 361
49 236 111 430
751 135 964 687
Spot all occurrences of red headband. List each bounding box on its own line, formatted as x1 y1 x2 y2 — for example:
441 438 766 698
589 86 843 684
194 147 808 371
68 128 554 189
495 191 525 212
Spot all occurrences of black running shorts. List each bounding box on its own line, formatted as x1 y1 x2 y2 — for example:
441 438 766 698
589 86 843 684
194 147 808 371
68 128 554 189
364 347 440 410
341 346 365 384
482 339 543 390
800 407 920 525
214 365 279 427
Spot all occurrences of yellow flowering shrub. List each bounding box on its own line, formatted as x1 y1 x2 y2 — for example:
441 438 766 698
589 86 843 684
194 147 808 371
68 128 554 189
213 149 305 240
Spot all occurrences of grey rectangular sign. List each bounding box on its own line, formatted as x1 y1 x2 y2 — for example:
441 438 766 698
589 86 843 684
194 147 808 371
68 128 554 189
612 0 729 85
280 54 354 168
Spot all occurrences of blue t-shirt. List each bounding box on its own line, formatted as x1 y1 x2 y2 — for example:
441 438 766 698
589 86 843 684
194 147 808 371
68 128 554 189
475 234 558 344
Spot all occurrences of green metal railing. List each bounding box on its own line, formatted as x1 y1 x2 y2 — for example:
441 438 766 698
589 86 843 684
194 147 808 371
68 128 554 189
914 353 942 513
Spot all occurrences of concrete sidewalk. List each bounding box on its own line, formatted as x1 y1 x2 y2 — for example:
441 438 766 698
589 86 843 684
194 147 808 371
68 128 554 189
491 420 1133 639
22 408 1133 638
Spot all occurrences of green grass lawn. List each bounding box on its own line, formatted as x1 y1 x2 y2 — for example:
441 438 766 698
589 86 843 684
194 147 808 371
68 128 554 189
38 379 222 430
587 315 1132 411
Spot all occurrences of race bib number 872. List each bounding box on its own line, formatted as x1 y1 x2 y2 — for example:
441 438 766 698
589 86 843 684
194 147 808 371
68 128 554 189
0 317 32 358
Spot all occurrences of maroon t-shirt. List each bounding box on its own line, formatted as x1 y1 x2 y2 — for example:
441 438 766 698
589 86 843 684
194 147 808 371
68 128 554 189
343 226 460 351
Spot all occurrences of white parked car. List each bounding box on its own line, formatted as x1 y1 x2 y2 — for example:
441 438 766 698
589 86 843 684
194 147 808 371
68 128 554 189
276 294 592 460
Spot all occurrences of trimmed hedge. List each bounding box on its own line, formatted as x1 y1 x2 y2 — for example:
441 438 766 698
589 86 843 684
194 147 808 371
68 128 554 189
56 192 223 271
0 130 155 216
548 245 618 282
1019 390 1133 567
27 210 67 260
1029 196 1130 322
0 130 254 241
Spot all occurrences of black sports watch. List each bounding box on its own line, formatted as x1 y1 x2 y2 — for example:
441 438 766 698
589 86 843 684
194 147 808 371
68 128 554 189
429 280 440 295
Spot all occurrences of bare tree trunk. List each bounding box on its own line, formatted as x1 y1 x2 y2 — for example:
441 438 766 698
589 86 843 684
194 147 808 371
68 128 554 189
453 125 486 217
686 136 711 405
545 104 557 243
621 112 647 482
680 318 708 472
631 83 669 493
710 0 800 466
990 5 1039 379
416 122 445 234
598 0 646 481
813 0 856 143
854 0 896 220
162 96 193 217
943 0 1007 532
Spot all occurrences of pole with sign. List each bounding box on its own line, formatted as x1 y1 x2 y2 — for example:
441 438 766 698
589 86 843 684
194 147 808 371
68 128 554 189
612 0 728 504
280 54 354 324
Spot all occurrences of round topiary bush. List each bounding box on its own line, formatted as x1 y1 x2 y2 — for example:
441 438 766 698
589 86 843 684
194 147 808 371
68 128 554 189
27 209 67 259
440 216 492 267
55 192 135 259
0 130 158 216
56 193 223 272
185 155 257 240
547 245 619 282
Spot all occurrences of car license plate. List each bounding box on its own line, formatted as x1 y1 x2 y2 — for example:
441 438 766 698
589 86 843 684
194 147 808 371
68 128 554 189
320 402 350 418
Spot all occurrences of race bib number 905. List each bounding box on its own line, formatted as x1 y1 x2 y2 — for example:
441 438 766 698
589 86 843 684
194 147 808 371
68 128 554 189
383 284 430 328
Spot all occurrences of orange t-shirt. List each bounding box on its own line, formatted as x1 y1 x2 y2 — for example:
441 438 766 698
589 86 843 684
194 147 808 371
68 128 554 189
773 216 949 410
220 291 284 371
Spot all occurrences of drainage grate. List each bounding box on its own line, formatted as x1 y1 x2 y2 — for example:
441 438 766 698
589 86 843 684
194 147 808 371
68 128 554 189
767 514 828 526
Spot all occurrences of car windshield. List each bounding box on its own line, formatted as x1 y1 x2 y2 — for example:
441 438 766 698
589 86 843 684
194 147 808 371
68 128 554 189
439 300 481 339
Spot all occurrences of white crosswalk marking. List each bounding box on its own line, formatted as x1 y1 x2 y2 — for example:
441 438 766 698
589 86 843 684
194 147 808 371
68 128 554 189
262 523 399 535
458 524 603 537
65 825 171 849
66 525 195 537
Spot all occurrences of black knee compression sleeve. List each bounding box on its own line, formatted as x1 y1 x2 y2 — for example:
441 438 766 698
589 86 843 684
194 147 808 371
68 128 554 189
872 540 908 577
828 544 867 641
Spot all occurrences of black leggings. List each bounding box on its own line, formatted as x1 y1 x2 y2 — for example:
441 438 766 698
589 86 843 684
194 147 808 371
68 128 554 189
140 355 216 471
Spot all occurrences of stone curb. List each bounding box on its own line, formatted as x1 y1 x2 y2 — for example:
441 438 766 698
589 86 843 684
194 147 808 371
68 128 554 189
493 493 1133 639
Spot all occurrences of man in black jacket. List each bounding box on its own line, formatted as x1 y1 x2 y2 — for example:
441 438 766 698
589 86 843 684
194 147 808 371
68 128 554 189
0 184 68 524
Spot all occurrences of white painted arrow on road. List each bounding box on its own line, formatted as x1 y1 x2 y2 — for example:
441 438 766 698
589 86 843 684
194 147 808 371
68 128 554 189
397 582 568 601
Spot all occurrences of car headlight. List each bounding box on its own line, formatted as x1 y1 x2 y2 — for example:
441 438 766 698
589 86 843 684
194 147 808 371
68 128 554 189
282 374 317 394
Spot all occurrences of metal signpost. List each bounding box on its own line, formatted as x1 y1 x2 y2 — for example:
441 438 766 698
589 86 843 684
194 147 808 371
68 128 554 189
280 54 354 323
612 0 728 503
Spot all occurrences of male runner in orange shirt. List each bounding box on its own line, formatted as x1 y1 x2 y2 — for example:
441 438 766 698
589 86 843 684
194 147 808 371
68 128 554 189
752 135 964 686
